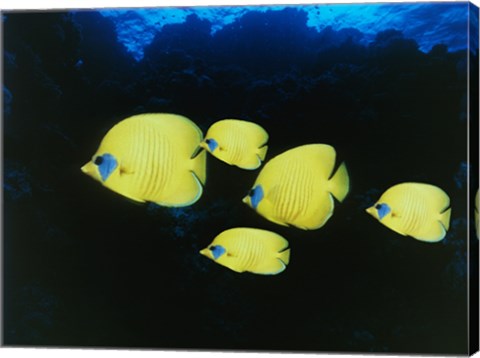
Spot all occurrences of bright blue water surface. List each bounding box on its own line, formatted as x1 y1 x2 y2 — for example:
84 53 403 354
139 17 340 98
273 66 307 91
102 3 471 60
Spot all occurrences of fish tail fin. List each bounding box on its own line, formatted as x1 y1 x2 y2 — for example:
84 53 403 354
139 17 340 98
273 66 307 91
440 207 451 231
191 150 207 185
328 162 350 202
277 248 290 265
257 145 268 161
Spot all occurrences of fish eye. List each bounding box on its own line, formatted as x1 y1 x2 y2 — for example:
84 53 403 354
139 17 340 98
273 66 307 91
209 245 216 251
248 188 255 197
375 204 382 210
205 139 211 144
94 156 104 165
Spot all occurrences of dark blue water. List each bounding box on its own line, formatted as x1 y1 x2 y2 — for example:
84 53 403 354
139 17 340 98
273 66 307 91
2 3 479 354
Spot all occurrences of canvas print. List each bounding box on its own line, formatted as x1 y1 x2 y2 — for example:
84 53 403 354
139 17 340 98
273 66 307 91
2 1 479 355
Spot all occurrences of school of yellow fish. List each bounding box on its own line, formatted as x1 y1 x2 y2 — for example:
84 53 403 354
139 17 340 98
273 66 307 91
81 113 478 276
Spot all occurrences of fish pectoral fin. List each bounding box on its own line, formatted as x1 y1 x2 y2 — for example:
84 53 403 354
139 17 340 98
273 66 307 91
119 166 134 176
114 160 134 176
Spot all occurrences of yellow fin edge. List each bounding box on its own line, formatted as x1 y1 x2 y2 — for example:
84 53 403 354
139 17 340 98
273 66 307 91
328 162 349 202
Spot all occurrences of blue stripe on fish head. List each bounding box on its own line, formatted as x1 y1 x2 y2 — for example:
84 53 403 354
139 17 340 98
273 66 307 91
376 203 391 220
210 245 226 260
249 185 264 210
205 138 218 152
94 153 118 182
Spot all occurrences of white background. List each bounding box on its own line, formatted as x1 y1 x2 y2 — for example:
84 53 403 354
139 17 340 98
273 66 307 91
1 0 479 357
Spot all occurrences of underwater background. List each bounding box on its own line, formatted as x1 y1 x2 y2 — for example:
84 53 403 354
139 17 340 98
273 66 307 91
2 1 479 354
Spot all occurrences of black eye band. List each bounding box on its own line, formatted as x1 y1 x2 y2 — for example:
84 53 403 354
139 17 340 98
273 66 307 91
94 156 104 165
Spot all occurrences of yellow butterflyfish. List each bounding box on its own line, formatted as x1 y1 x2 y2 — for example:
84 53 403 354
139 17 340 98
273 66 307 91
197 119 268 170
242 144 349 230
366 182 451 242
200 227 290 275
81 113 206 207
